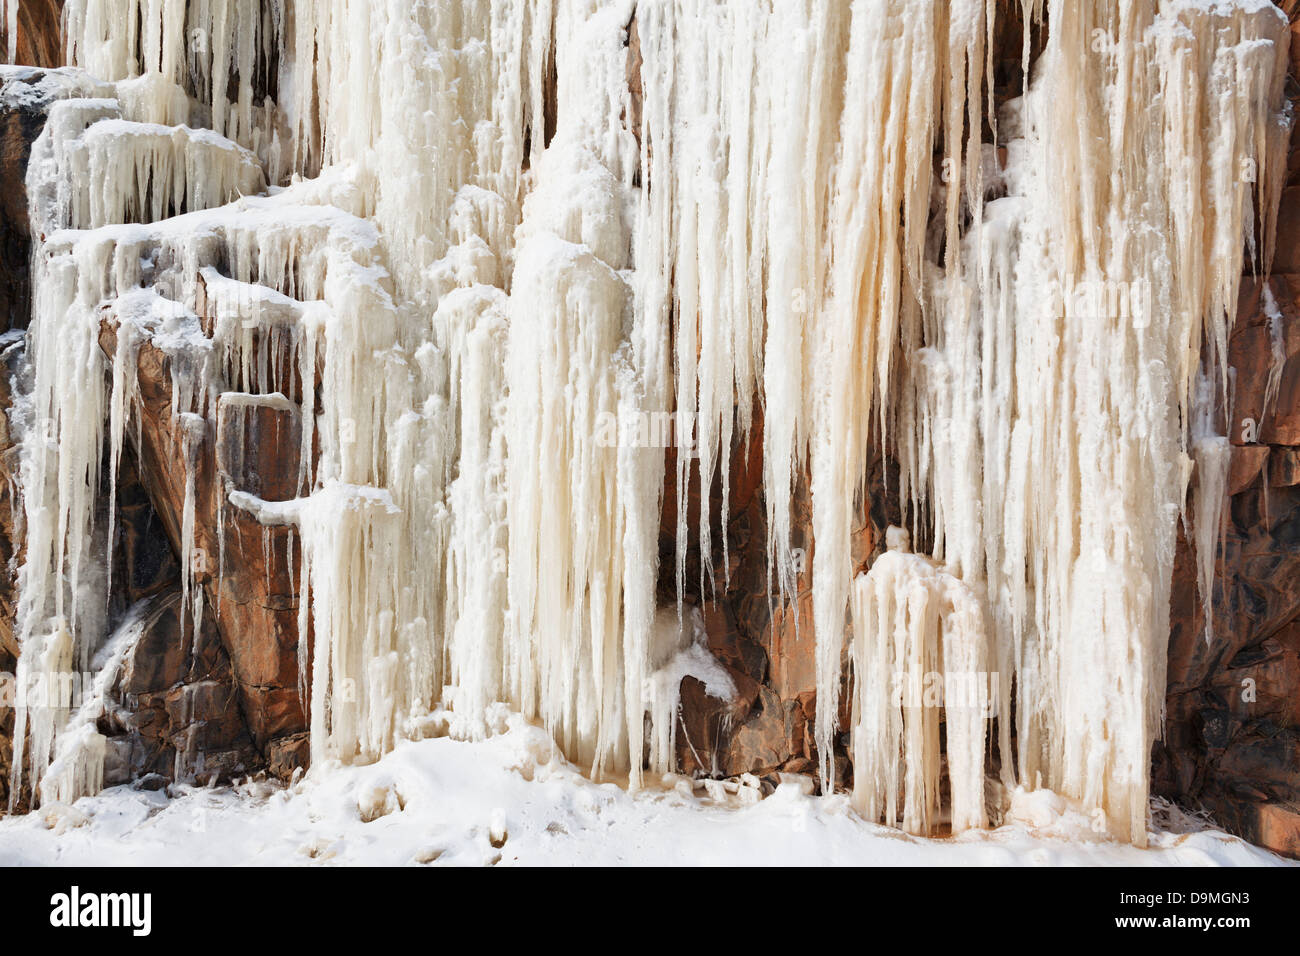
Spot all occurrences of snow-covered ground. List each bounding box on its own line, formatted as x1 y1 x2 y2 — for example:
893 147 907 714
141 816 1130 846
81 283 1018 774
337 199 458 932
0 714 1292 867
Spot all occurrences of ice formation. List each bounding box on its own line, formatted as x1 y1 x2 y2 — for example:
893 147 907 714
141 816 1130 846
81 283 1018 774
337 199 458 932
848 528 993 836
2 0 1291 847
903 0 1291 843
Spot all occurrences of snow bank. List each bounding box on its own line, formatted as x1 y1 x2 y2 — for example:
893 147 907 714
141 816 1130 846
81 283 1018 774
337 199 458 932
0 718 1290 867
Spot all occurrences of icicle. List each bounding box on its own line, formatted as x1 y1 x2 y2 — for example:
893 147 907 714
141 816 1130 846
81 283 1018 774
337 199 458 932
501 0 658 783
809 0 952 792
28 97 265 234
297 482 404 765
106 303 148 600
4 0 16 64
761 1 847 605
504 230 633 773
849 528 993 836
179 411 205 641
645 606 736 775
38 603 149 806
9 233 117 805
905 0 1290 844
637 1 848 602
1263 283 1287 419
440 287 510 741
63 0 284 161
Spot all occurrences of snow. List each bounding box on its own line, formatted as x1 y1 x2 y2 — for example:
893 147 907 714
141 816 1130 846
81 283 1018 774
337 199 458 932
0 718 1291 867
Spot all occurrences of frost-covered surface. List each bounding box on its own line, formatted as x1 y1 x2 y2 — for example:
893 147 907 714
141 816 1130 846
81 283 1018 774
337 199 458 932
0 719 1292 867
0 64 110 109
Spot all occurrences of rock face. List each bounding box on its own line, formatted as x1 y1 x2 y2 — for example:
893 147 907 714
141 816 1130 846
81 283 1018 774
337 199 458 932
1153 277 1300 857
0 1 1296 862
100 586 260 788
0 1 63 71
0 1 67 332
1147 16 1300 859
1 65 55 333
0 62 286 803
99 310 308 752
666 409 887 787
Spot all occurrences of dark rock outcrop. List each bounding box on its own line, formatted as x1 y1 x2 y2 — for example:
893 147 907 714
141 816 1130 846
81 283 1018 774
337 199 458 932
1154 277 1300 857
100 587 260 787
1148 15 1300 857
99 314 308 755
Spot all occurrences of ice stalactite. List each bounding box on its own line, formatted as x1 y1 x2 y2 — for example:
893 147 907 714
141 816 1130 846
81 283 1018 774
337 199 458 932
27 94 265 234
80 120 265 227
37 601 149 807
9 229 125 807
298 483 404 763
1192 370 1231 645
629 2 994 795
809 0 995 793
635 1 854 607
759 2 847 606
504 228 634 774
907 0 1291 843
270 0 561 767
848 528 993 836
439 287 509 740
645 606 736 774
502 0 647 777
63 0 286 173
3 0 16 64
282 0 543 297
638 0 768 601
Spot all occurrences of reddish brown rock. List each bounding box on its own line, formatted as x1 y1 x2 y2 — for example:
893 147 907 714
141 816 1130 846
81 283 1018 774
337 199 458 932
1272 446 1300 486
1157 279 1300 858
102 586 260 786
1228 444 1269 496
99 314 308 753
672 403 883 788
1231 276 1300 447
267 731 310 781
1255 800 1300 858
0 1 63 70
